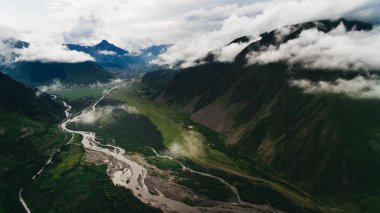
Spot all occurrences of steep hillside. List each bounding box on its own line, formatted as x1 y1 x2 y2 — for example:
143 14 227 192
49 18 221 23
0 72 64 121
0 71 66 212
141 19 380 211
3 61 114 85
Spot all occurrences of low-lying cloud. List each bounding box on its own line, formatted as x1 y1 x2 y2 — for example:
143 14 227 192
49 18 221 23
0 30 94 64
214 41 251 63
248 24 380 70
169 131 206 158
15 43 94 63
74 105 128 124
290 76 380 99
38 80 64 93
154 0 380 68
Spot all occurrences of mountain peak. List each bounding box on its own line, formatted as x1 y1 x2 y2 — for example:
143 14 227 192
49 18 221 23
98 39 111 45
93 39 128 55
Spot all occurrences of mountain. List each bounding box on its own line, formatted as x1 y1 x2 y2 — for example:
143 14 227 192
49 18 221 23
66 40 168 71
2 61 114 85
140 19 380 211
0 71 67 212
67 39 128 56
235 18 372 64
0 71 64 121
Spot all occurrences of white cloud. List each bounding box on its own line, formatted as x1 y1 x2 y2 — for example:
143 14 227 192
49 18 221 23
0 27 94 63
248 24 380 70
290 76 380 99
0 41 15 64
38 80 64 93
169 131 206 158
73 103 139 125
214 41 251 62
15 42 94 63
0 27 23 64
98 50 117 56
154 0 380 67
75 105 128 124
156 0 380 67
0 0 379 65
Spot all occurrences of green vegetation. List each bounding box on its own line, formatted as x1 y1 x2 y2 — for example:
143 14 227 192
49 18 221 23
55 86 110 101
111 86 184 148
173 171 235 202
146 157 182 171
0 112 66 212
108 83 325 212
0 71 64 122
5 61 114 85
139 60 380 212
24 144 161 213
67 100 165 155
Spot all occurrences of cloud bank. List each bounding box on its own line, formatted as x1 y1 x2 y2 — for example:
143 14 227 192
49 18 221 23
0 29 94 64
155 0 380 68
0 0 379 65
290 76 380 99
248 24 380 70
15 43 94 63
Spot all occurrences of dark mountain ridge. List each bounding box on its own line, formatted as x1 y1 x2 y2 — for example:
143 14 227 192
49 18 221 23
2 61 114 86
0 72 64 122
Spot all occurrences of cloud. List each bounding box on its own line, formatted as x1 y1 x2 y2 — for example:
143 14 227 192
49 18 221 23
214 42 251 62
0 26 94 64
74 103 139 125
15 42 94 63
0 40 16 64
290 76 380 99
154 0 380 68
0 27 23 64
98 50 117 56
63 15 103 44
0 0 379 66
248 24 380 70
38 80 64 93
74 105 128 124
168 131 206 158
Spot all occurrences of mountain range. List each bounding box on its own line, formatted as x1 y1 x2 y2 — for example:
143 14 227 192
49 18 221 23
140 19 380 211
66 40 168 71
2 61 114 86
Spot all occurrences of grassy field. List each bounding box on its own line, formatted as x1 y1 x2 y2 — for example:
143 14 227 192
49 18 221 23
110 86 243 171
0 112 66 212
54 86 110 101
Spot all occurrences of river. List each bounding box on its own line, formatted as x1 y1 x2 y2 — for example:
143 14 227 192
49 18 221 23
21 84 280 213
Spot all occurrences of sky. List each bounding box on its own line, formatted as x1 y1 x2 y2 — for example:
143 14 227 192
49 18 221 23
0 0 379 66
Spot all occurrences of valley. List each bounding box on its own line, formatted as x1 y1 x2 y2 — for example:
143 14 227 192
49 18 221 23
1 4 380 211
26 82 280 212
15 80 327 213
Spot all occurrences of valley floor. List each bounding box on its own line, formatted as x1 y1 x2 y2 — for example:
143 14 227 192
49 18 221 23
6 81 374 213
